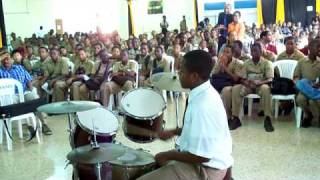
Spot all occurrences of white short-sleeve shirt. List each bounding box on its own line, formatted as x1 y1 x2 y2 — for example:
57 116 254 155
176 80 233 170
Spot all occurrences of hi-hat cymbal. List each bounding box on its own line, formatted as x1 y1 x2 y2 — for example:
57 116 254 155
37 101 101 114
150 72 189 92
67 143 126 164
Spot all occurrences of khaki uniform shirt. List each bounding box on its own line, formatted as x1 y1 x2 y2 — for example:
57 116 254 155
277 49 305 61
151 57 170 73
242 58 274 80
44 57 69 79
294 58 320 81
213 58 243 77
112 61 136 73
74 59 94 75
136 54 152 74
262 50 276 62
32 57 49 73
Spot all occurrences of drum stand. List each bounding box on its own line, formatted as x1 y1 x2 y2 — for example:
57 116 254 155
91 118 102 180
173 92 180 128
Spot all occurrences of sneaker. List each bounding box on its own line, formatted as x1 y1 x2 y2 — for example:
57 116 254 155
301 113 313 128
42 124 52 135
228 117 242 130
264 116 274 132
27 125 36 136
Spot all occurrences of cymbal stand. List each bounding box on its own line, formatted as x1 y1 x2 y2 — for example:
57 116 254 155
66 87 73 134
95 163 102 180
91 118 100 149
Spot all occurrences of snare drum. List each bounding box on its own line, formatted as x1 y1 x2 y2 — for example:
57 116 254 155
109 147 155 180
71 107 119 180
121 88 166 143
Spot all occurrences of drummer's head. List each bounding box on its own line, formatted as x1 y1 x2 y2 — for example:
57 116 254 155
120 50 129 64
179 50 213 89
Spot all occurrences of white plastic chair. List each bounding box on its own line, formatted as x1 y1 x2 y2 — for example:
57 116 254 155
162 55 175 102
0 79 40 150
271 60 298 121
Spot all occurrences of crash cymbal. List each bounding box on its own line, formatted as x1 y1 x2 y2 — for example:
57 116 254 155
37 101 101 114
109 147 155 166
150 72 189 92
67 143 126 164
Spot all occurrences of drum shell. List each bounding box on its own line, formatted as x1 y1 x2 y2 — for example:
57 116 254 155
123 115 163 143
111 163 156 180
72 125 115 180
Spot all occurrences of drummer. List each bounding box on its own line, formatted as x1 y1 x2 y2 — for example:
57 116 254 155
138 50 233 180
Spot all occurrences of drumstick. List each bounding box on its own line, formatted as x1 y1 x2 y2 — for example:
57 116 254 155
125 123 159 138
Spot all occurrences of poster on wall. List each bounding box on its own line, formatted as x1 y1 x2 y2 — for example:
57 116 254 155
148 0 163 14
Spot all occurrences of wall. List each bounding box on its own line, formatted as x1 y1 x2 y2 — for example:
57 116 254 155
197 0 257 26
131 0 196 36
3 0 128 39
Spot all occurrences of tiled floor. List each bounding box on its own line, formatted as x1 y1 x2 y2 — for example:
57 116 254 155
0 97 320 180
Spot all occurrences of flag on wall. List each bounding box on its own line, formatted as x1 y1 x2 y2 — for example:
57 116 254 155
317 0 320 14
257 0 263 26
194 0 199 28
128 0 135 36
0 31 2 48
276 0 285 24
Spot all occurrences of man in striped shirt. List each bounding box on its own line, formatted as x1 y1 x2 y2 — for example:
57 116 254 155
0 50 52 135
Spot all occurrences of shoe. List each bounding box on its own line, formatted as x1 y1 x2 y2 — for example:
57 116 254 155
42 124 52 135
228 117 242 130
27 125 36 136
264 116 274 132
258 111 264 117
301 114 313 128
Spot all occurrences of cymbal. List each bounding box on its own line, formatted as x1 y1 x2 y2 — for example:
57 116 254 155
109 147 155 166
37 101 101 114
150 72 189 92
67 143 126 164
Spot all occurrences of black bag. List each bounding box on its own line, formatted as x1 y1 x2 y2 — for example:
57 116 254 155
85 77 104 90
112 75 135 86
210 73 234 93
271 77 296 95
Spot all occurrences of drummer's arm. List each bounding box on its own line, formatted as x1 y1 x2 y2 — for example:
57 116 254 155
155 150 209 166
158 128 182 140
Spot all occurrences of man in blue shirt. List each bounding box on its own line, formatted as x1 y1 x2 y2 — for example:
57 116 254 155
0 50 52 135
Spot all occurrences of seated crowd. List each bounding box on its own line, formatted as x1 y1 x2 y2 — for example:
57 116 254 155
1 11 320 135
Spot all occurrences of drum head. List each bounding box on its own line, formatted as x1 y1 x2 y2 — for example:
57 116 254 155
109 147 155 167
76 107 118 135
121 88 166 119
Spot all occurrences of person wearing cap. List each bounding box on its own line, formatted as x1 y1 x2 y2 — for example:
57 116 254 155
0 50 52 135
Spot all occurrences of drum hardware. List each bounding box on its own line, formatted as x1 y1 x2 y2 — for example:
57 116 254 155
150 72 188 129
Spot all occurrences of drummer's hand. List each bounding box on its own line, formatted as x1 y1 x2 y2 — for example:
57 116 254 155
155 152 170 166
158 130 176 140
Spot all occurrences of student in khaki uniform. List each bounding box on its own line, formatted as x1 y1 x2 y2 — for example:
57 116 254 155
66 48 94 100
151 46 170 74
232 40 250 62
101 50 135 107
229 43 274 132
172 43 183 71
78 50 111 101
277 36 305 61
212 46 242 121
93 42 104 62
135 43 152 87
43 48 69 102
33 46 50 97
294 39 320 128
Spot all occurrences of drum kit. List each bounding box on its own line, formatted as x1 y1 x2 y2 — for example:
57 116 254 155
37 72 188 180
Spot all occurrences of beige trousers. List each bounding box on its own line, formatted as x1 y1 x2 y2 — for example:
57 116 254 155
137 161 227 180
232 84 272 117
